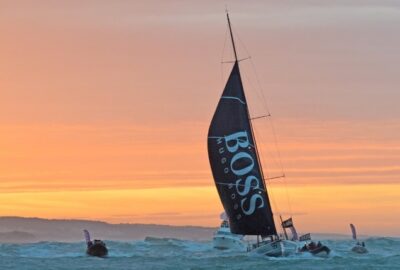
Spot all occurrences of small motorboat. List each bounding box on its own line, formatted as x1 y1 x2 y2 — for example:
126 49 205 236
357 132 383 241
299 241 331 257
87 240 108 257
83 229 108 257
350 224 368 254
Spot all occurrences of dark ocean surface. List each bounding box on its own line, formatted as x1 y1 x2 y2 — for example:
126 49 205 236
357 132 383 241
1 237 399 269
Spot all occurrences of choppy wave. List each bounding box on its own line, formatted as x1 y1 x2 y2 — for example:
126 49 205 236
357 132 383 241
0 237 399 269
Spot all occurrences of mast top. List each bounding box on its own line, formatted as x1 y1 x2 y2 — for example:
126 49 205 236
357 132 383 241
226 11 238 62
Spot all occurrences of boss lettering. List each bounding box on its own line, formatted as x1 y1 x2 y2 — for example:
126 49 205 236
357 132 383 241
217 130 265 216
224 131 250 153
241 194 265 215
235 175 261 196
230 152 254 176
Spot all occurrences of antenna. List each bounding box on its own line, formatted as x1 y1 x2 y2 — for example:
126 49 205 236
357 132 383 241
226 11 238 62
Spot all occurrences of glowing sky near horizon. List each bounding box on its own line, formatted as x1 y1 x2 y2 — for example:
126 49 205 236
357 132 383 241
0 1 399 236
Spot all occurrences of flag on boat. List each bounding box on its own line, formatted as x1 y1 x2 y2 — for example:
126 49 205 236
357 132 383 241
281 218 298 240
299 233 311 241
350 224 357 240
281 218 294 228
289 226 299 241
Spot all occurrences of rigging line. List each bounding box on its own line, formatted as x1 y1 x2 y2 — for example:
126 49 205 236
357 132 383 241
241 67 270 115
257 90 293 215
257 106 292 215
240 70 279 172
251 110 282 177
247 78 284 181
240 62 292 217
249 76 284 172
226 27 269 114
246 55 285 173
264 122 284 175
240 61 283 174
242 76 284 181
235 33 272 114
248 114 282 218
220 24 229 87
221 57 251 64
236 29 293 215
221 60 236 64
240 68 282 172
215 182 264 189
251 122 281 216
227 15 274 227
226 15 288 230
266 174 285 181
215 177 285 187
250 102 288 219
251 115 271 121
239 59 282 172
226 28 268 113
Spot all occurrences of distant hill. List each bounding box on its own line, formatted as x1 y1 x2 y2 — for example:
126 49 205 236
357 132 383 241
0 217 216 243
0 230 36 243
0 216 360 243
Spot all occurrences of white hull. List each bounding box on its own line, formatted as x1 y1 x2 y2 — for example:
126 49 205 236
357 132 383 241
213 235 246 251
249 239 298 257
213 219 246 251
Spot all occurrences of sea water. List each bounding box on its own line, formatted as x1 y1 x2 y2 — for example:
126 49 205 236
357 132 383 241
0 237 399 269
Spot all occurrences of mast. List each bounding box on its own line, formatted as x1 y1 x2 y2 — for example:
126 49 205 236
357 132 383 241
226 12 238 62
226 12 276 236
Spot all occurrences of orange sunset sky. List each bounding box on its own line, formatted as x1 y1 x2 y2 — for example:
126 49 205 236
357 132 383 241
1 1 399 236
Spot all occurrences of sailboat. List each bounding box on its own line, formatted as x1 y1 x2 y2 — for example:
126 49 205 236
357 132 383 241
83 229 108 257
207 12 298 257
350 224 368 254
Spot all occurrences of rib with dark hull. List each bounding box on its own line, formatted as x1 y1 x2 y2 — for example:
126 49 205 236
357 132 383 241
83 229 108 257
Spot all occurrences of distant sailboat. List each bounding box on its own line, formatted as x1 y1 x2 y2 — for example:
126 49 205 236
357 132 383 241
83 229 108 257
350 224 368 254
207 12 298 257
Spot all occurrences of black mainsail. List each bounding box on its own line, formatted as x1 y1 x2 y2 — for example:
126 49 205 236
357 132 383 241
207 13 277 236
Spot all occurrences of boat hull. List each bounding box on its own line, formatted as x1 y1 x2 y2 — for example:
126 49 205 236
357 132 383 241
249 240 298 257
299 245 330 257
309 246 330 257
213 235 246 251
351 245 368 254
87 243 108 257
